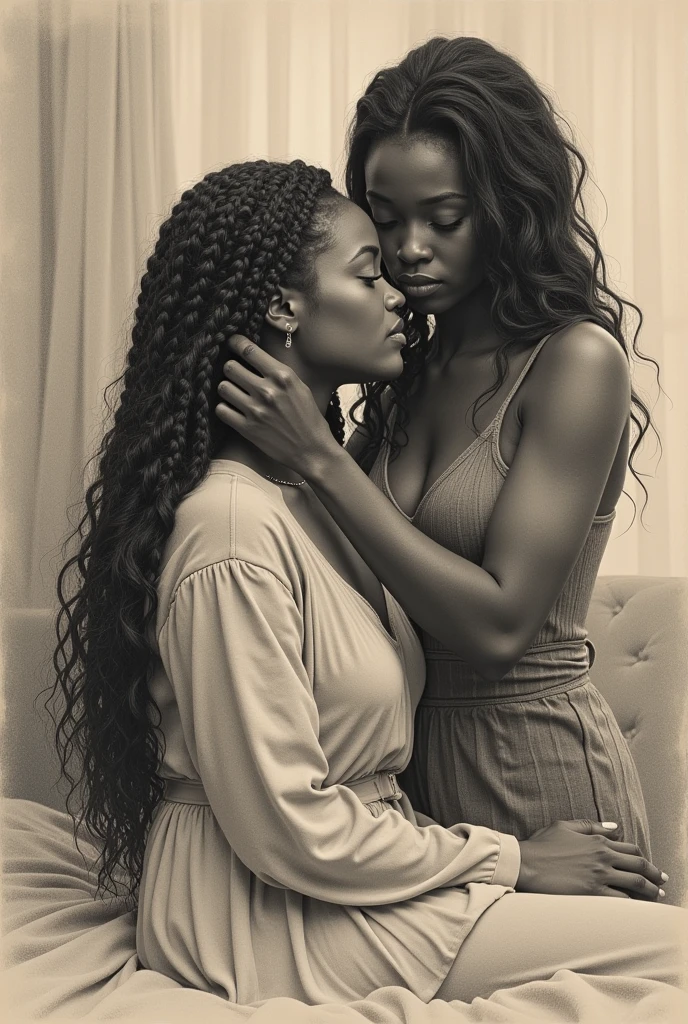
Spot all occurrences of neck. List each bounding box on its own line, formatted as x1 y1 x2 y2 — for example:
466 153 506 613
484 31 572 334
434 281 502 363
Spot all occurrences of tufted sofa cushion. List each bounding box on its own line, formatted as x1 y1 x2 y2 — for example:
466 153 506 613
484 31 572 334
1 607 66 812
586 576 688 907
3 576 687 905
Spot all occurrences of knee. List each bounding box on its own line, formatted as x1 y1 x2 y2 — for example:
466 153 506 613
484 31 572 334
642 904 688 987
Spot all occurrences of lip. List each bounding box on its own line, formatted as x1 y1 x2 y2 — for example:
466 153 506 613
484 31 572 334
400 281 442 298
396 275 442 299
386 316 406 348
387 332 407 348
397 274 441 285
386 317 405 337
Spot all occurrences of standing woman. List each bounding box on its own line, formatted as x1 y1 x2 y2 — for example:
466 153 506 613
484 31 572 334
217 36 654 854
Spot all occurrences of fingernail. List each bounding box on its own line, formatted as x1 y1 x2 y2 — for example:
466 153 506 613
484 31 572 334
659 889 666 898
601 822 618 829
661 872 669 882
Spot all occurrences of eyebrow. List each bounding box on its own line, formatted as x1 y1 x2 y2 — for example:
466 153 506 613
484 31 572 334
348 244 380 263
366 190 468 205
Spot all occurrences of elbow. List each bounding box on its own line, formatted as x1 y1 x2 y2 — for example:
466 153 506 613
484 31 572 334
244 835 349 903
244 837 309 893
472 632 526 683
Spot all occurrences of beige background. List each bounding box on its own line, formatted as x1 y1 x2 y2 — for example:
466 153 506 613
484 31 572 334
1 0 686 624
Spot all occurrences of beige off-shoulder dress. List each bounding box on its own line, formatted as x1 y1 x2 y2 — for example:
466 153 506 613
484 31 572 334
136 461 520 1005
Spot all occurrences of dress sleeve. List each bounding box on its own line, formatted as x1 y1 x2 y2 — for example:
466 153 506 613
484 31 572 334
160 559 521 905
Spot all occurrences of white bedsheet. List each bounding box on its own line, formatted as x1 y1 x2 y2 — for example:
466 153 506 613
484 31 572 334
2 798 686 1022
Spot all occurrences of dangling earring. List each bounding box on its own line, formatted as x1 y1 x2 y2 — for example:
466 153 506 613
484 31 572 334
285 323 293 349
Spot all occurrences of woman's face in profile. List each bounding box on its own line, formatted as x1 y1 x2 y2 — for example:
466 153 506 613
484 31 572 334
292 200 407 386
364 136 485 316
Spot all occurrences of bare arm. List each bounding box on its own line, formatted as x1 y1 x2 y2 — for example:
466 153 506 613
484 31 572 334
216 325 630 681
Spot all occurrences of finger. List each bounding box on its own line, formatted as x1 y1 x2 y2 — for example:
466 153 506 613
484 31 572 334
219 361 260 394
598 886 631 899
214 400 245 429
605 842 670 883
216 379 252 411
223 356 266 387
605 839 645 857
560 819 620 836
227 334 280 375
610 852 664 888
215 382 256 429
606 869 662 901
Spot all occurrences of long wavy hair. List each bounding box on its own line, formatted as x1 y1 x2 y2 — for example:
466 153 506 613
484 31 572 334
46 160 348 903
345 36 659 502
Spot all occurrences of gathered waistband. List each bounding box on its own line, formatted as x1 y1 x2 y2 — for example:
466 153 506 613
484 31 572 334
163 770 403 808
163 779 211 805
420 638 595 705
419 670 590 707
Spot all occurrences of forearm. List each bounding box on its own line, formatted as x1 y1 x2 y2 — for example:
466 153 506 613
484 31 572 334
307 443 516 678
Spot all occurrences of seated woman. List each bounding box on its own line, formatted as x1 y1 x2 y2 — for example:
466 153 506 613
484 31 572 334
48 159 685 1008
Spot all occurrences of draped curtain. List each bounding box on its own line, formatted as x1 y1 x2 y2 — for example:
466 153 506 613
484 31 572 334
1 0 686 619
1 0 178 611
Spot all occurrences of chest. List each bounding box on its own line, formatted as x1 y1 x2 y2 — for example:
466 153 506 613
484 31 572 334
293 544 426 768
387 350 535 519
283 488 392 631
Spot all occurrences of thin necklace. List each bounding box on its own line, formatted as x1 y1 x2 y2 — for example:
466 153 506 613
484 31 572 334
264 473 307 488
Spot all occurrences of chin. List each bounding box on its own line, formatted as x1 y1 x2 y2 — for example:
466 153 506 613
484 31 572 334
405 290 461 316
379 353 405 379
356 355 404 383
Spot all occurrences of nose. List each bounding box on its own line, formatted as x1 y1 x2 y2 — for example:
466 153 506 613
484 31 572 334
385 284 405 311
397 225 432 266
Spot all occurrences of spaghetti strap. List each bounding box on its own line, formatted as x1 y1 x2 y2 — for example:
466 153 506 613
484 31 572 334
491 332 554 432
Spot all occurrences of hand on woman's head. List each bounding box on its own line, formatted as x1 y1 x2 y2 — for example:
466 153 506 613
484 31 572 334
216 335 336 474
213 195 414 470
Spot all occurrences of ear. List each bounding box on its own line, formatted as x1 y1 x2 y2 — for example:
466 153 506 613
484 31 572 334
264 287 301 333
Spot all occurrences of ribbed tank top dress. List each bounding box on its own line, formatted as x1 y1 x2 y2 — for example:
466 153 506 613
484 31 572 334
368 333 651 854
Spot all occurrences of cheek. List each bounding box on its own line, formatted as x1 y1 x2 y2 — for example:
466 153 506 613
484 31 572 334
330 286 375 324
314 287 382 351
451 244 486 303
445 231 481 275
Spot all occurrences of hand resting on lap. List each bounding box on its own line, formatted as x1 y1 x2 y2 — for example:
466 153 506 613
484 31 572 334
517 819 666 899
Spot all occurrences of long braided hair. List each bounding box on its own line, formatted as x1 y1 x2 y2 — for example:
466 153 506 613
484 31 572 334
345 36 659 508
46 160 346 903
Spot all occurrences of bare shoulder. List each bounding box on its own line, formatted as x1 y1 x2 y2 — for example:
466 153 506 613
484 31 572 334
521 322 630 444
533 322 630 390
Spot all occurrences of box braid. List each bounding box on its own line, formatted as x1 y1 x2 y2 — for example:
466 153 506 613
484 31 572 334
46 160 348 904
325 390 346 445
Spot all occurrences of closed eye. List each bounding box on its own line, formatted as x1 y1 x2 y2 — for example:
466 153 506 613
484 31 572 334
359 274 383 287
432 219 464 231
373 218 464 232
